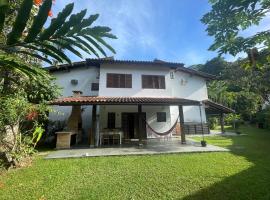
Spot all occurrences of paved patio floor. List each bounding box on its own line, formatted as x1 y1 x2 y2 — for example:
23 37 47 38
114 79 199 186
45 139 228 159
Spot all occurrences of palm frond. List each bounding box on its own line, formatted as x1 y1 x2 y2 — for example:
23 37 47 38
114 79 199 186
82 26 112 35
6 0 33 45
91 35 116 54
56 37 91 55
0 53 47 79
67 14 99 36
22 44 64 63
39 3 74 40
52 39 82 58
17 51 53 64
81 14 99 27
72 36 101 57
54 9 87 37
82 35 107 57
37 42 71 64
98 32 117 39
24 0 52 42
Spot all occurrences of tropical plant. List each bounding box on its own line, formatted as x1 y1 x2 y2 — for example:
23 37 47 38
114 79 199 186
256 105 270 129
0 0 117 79
208 117 219 130
225 113 242 131
0 0 116 169
207 80 236 107
202 0 270 57
191 57 228 77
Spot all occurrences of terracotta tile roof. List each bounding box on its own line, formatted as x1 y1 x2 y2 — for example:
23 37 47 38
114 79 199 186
203 99 235 114
50 96 200 106
45 58 216 80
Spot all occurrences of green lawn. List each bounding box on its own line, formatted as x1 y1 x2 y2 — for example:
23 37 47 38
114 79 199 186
0 126 270 200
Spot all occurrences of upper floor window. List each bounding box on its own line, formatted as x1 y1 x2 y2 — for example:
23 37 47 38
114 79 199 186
142 75 165 89
106 73 132 88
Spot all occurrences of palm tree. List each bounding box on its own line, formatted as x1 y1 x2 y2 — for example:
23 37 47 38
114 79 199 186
0 0 116 79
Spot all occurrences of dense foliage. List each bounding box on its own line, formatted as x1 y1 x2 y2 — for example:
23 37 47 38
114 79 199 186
202 0 270 56
0 0 116 79
0 0 115 169
201 0 270 127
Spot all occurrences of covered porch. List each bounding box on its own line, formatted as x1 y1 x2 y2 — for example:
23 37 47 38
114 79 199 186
50 92 201 149
49 93 234 149
203 99 235 133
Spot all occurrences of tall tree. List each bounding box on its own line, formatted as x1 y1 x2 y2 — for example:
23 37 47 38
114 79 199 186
0 0 116 169
201 0 270 57
191 57 228 77
202 0 270 102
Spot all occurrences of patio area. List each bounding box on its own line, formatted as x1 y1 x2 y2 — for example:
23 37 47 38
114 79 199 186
45 138 228 159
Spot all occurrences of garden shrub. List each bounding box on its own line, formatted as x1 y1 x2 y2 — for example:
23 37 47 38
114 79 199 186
225 113 242 131
255 106 270 129
0 95 46 169
208 117 219 130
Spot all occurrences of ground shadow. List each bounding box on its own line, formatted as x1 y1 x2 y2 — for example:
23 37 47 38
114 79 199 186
182 126 270 200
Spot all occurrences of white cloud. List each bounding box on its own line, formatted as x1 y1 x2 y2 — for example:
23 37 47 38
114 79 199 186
52 0 161 60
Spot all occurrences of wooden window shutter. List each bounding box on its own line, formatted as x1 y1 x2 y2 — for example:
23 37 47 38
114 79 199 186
153 76 159 89
107 74 113 88
160 76 165 89
107 73 132 88
125 74 132 88
142 75 165 89
119 74 125 88
142 75 147 88
113 74 119 88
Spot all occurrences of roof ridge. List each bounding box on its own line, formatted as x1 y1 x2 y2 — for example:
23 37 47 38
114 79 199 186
45 58 216 80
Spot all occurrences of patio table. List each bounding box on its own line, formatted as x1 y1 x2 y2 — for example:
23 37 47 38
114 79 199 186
100 129 123 145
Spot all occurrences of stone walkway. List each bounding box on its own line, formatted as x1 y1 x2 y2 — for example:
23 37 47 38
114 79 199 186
45 139 228 159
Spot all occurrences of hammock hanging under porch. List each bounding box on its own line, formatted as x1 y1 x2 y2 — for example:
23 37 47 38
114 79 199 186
145 116 179 137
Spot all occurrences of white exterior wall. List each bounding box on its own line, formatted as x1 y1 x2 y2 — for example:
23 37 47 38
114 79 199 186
49 66 99 137
100 105 173 138
99 63 172 97
49 62 209 138
99 63 207 123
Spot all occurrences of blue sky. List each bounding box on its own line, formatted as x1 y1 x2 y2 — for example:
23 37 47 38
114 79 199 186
51 0 267 66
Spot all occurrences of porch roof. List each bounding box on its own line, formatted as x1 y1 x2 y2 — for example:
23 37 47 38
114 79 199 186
203 99 235 114
49 96 200 106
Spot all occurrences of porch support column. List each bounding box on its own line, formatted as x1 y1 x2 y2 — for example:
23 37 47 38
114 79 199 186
138 104 143 146
91 105 98 147
178 105 186 144
220 113 225 134
95 108 100 147
90 105 96 147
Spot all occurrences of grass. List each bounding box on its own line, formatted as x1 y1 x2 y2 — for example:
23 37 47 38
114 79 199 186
0 126 270 200
210 125 234 132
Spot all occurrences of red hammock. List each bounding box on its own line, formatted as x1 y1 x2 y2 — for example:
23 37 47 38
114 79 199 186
146 117 179 136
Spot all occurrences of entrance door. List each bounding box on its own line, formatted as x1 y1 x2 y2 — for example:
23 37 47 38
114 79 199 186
122 113 146 140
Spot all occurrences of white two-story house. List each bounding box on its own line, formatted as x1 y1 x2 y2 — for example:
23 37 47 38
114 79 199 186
47 58 233 148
